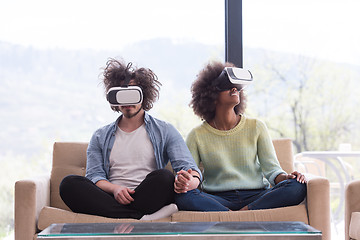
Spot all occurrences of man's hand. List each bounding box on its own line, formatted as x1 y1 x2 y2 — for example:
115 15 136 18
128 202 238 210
95 180 135 205
113 185 135 205
174 169 200 193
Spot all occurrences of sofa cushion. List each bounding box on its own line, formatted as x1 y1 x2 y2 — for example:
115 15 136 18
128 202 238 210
171 205 308 224
350 212 360 240
38 206 171 231
51 142 88 211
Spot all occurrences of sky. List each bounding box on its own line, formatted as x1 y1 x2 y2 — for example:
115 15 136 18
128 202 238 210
1 0 360 65
0 0 224 50
243 0 360 65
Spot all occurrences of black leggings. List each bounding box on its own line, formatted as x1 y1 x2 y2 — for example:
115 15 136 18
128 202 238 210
59 169 175 219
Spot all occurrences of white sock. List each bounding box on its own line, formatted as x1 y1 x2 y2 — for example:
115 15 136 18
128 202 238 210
140 203 178 221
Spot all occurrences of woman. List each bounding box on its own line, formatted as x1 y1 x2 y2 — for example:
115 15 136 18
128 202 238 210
174 61 307 211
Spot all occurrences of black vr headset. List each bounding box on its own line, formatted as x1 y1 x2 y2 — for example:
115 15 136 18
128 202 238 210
106 75 143 106
212 67 253 91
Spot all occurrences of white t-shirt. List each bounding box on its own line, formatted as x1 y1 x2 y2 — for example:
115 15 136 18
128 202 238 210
109 124 156 190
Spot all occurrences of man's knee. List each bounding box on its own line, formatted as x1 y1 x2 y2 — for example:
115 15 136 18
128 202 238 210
148 169 175 184
59 175 86 197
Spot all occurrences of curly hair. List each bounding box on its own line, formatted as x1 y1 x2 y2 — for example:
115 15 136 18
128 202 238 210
102 58 161 112
190 61 247 122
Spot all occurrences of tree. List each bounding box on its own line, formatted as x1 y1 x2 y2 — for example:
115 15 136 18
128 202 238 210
247 51 360 153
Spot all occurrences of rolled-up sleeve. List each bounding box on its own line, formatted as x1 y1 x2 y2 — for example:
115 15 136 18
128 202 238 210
165 124 202 180
85 130 108 184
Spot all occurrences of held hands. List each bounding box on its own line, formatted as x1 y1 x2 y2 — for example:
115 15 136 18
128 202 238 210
113 185 135 205
174 169 200 194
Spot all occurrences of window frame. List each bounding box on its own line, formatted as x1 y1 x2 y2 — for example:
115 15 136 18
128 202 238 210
225 0 243 67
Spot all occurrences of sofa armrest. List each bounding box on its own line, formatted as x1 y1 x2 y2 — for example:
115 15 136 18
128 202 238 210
306 175 331 240
15 175 50 240
345 180 360 240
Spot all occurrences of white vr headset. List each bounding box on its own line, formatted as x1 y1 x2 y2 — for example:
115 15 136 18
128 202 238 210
106 73 143 106
212 67 253 91
107 86 143 106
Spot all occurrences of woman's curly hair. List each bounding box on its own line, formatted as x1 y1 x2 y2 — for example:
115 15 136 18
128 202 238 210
190 61 247 122
102 58 161 112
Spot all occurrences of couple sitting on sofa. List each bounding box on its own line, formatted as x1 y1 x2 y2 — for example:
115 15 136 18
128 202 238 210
59 58 307 221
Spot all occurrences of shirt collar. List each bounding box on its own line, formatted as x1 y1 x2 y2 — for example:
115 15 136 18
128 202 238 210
113 111 150 132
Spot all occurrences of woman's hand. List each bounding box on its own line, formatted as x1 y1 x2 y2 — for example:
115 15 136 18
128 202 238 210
174 169 200 193
288 171 307 183
275 171 307 184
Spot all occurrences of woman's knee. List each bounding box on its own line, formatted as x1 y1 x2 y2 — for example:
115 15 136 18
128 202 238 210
295 180 307 195
287 179 307 202
175 189 200 209
175 189 229 211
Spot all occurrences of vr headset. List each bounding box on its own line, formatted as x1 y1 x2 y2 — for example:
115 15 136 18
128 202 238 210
212 67 253 91
106 75 143 106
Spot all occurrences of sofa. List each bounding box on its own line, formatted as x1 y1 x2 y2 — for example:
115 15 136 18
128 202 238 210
15 138 331 240
345 179 360 239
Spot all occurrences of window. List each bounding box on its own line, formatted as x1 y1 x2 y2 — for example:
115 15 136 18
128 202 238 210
0 0 224 236
243 0 360 153
243 0 360 234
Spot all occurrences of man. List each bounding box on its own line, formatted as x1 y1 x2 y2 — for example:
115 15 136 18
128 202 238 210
60 58 201 220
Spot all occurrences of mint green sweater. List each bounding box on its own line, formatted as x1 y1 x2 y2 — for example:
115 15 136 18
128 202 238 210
186 115 286 192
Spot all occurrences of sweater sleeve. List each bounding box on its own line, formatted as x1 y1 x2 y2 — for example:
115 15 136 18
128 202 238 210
256 120 286 186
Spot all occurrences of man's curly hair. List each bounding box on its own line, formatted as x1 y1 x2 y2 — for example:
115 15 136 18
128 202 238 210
102 58 161 112
190 61 247 122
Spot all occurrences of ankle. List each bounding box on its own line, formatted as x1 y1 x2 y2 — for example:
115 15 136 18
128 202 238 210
240 205 249 211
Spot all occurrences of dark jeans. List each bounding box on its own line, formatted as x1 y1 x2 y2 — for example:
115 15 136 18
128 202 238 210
175 178 307 211
59 169 175 219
